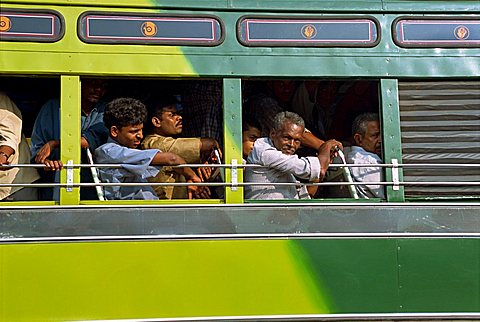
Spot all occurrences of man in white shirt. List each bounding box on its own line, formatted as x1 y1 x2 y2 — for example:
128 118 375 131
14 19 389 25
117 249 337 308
347 113 385 199
0 92 39 200
245 111 341 200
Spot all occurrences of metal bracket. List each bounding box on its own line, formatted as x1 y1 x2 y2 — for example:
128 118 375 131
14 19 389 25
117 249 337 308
391 158 400 191
66 160 74 192
231 159 238 191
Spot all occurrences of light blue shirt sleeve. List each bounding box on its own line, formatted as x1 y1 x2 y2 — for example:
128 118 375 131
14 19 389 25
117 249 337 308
94 141 161 200
95 142 160 179
30 99 60 162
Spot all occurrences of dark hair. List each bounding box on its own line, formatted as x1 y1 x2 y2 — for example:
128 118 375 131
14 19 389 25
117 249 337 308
149 95 178 119
352 112 379 137
242 116 262 133
104 97 147 129
273 111 305 131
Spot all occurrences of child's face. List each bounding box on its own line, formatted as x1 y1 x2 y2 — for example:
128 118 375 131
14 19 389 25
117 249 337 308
111 123 144 148
242 126 261 158
152 106 182 136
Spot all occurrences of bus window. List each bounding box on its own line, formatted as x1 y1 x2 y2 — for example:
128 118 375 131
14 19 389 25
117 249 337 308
87 78 225 201
243 79 379 143
1 76 60 137
0 76 59 201
242 78 381 200
399 80 480 199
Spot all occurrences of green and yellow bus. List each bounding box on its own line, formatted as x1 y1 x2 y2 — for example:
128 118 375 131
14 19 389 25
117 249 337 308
1 0 479 321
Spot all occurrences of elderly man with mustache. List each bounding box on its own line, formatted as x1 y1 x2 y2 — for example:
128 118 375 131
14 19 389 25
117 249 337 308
245 111 341 200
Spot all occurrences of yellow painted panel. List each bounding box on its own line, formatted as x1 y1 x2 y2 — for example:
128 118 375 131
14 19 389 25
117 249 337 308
0 240 329 321
0 4 196 76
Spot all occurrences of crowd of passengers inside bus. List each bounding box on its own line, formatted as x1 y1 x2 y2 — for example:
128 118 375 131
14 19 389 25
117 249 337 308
0 78 384 201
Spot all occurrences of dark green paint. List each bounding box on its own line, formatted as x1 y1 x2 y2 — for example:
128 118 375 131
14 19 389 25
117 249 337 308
177 12 480 78
397 239 480 312
295 239 400 313
380 79 405 202
150 0 478 13
296 238 480 313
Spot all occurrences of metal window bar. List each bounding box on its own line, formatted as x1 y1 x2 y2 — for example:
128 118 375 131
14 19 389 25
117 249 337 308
1 164 479 187
2 163 480 169
1 182 480 188
85 148 105 201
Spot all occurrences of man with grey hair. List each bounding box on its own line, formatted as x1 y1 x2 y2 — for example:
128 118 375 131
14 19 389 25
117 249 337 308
245 111 341 200
347 112 385 199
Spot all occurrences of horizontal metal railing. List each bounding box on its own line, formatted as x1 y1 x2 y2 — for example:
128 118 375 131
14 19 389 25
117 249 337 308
80 312 480 321
3 163 480 168
1 181 480 188
0 163 479 188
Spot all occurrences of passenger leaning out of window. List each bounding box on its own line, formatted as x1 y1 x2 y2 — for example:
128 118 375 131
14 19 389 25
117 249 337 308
245 111 342 200
94 97 204 200
30 78 109 200
142 95 218 199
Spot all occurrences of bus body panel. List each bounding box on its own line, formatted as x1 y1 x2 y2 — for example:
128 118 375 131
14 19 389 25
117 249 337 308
1 1 479 320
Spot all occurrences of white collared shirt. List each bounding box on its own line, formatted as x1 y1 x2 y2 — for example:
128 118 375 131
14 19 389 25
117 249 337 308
347 146 385 199
245 137 321 200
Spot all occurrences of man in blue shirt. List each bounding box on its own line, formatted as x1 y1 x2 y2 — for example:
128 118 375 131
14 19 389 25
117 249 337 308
95 97 202 200
30 79 109 200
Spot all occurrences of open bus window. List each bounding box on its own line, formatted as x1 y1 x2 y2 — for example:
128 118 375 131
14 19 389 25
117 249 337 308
0 77 226 202
0 76 59 201
90 78 225 201
242 79 381 200
1 76 60 138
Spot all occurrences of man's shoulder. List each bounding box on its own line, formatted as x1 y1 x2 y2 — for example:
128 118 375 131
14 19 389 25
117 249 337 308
250 137 271 153
96 141 157 164
31 98 59 119
142 134 171 149
96 141 120 155
248 137 276 164
347 146 382 164
41 98 61 110
94 100 107 111
0 92 21 117
97 140 133 155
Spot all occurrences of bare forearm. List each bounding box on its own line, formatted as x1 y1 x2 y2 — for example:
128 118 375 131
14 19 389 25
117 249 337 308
151 151 199 180
316 139 343 179
178 166 198 181
48 140 60 150
151 151 186 166
200 138 219 161
301 131 324 150
81 137 89 148
200 138 217 153
34 140 60 164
